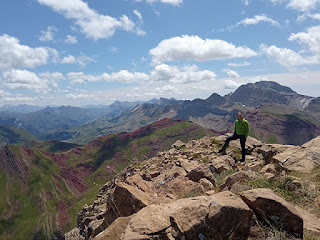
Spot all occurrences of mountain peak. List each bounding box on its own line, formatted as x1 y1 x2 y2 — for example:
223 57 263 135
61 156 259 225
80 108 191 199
228 80 310 109
249 81 296 94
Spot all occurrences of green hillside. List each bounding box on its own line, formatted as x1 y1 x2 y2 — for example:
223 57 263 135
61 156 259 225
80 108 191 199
0 118 214 239
0 125 39 145
247 104 320 145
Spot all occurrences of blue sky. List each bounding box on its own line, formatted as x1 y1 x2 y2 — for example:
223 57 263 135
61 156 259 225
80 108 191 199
0 0 320 106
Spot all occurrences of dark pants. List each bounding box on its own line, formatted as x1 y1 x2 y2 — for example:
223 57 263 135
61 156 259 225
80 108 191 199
221 133 246 161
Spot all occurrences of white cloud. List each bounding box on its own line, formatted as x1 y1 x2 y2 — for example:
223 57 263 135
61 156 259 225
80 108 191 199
39 26 58 42
61 54 95 66
135 0 183 6
133 10 146 36
66 70 148 84
76 54 95 67
154 85 182 94
149 35 258 65
228 61 251 67
289 26 320 55
2 69 61 93
67 72 98 84
65 35 78 44
110 70 149 83
0 90 11 97
231 15 279 30
62 55 76 64
1 96 38 103
224 80 241 89
241 0 250 6
287 0 320 11
133 10 143 22
0 34 59 70
222 69 240 78
260 44 319 66
150 64 216 83
66 93 95 99
269 0 320 11
37 0 144 40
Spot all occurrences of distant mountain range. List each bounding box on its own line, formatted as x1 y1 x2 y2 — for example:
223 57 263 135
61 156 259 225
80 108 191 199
0 81 319 146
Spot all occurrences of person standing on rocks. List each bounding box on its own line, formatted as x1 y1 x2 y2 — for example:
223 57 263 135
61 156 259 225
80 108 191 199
218 112 249 162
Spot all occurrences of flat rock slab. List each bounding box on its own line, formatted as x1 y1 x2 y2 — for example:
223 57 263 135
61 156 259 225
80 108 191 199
121 191 256 240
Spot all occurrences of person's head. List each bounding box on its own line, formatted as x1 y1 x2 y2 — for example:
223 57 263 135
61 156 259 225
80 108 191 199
237 112 244 121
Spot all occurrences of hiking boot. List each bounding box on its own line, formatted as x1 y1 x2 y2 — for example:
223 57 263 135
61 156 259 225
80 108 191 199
218 149 226 155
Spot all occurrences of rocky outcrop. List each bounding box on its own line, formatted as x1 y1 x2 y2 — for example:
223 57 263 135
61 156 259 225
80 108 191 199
273 136 320 173
0 144 29 180
240 188 303 237
66 134 320 240
117 191 256 240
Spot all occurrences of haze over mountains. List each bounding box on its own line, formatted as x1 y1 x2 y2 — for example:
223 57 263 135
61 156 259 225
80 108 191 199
0 81 319 146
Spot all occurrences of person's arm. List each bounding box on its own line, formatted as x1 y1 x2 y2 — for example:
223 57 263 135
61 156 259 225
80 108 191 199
234 121 237 134
245 121 249 138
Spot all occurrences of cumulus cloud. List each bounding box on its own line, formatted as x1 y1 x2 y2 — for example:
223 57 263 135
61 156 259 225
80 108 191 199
222 69 240 78
65 35 78 44
224 80 241 89
2 70 62 93
110 70 149 83
149 35 258 65
37 0 144 40
67 70 148 84
260 44 319 66
62 55 76 64
270 0 320 11
0 34 59 70
228 61 251 67
150 64 216 83
61 54 95 66
289 26 320 54
39 26 58 42
153 85 181 94
67 72 97 84
287 0 320 11
135 0 183 6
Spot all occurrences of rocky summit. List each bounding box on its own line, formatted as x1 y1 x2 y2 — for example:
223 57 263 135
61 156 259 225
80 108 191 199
66 135 320 240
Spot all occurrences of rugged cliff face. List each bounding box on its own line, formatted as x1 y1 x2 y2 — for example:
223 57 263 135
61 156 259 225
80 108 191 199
66 135 320 240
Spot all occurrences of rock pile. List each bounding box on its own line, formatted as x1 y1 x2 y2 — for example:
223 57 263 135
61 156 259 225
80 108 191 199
65 135 320 240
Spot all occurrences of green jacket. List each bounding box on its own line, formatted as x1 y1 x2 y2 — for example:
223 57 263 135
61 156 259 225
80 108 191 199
235 119 249 138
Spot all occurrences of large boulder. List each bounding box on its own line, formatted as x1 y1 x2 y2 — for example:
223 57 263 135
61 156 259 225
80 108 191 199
240 188 303 238
110 182 150 217
93 216 132 240
186 164 215 186
273 136 320 173
210 155 235 174
120 191 257 240
294 205 320 233
220 170 256 190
